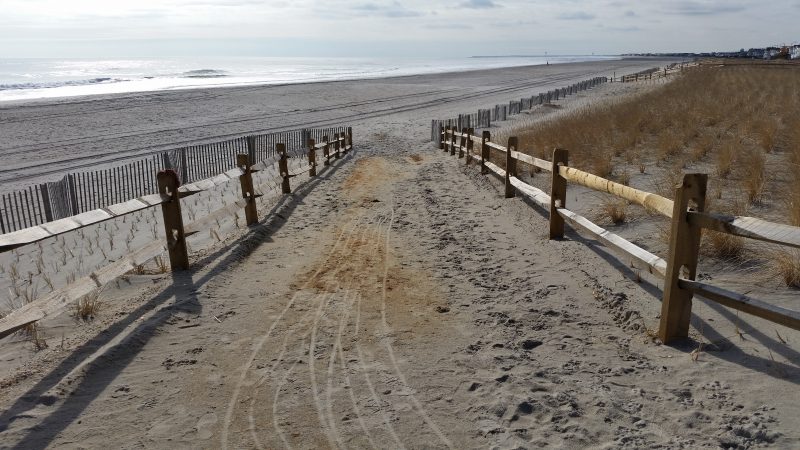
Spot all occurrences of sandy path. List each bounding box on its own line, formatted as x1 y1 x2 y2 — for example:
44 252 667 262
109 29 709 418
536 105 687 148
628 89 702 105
1 129 796 448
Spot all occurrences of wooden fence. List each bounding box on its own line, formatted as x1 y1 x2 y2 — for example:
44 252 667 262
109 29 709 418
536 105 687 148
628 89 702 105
0 127 349 234
439 127 800 343
430 76 608 146
0 129 353 339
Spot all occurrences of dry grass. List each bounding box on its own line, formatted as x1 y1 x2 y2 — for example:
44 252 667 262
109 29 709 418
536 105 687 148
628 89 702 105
741 148 766 204
704 230 745 259
497 62 800 275
74 291 101 321
599 198 628 225
771 250 800 287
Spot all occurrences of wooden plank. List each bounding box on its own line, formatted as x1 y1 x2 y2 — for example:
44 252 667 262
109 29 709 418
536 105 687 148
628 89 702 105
0 240 165 339
559 166 674 218
0 193 169 251
557 207 667 277
679 279 800 331
688 211 800 249
512 150 551 172
184 198 248 236
509 177 550 209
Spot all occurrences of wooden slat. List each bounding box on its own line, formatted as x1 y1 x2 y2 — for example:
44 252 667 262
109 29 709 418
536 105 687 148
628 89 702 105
0 193 170 251
509 177 550 209
557 207 667 277
184 198 248 236
679 278 800 331
511 150 551 172
688 211 800 249
0 240 165 339
559 166 674 218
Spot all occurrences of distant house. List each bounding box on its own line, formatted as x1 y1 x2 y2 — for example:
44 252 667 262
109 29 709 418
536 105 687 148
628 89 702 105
792 45 800 60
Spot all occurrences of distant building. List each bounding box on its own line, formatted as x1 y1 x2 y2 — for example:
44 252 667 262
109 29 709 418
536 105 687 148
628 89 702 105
792 45 800 60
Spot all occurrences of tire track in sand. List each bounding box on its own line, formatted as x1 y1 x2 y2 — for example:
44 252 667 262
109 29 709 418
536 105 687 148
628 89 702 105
221 215 366 449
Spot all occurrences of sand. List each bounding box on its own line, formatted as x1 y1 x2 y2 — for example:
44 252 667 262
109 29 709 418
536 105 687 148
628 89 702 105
1 58 798 449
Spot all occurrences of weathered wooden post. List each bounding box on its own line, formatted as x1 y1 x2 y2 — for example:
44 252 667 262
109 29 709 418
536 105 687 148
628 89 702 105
658 173 707 344
277 143 291 194
308 138 317 177
505 137 518 198
237 152 259 226
443 126 450 152
157 170 189 271
347 127 353 152
465 128 474 165
549 148 569 239
481 131 490 175
458 128 466 159
322 135 330 166
438 124 445 150
334 133 341 159
450 127 457 156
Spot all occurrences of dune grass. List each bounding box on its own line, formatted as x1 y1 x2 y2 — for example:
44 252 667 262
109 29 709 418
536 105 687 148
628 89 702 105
496 62 800 285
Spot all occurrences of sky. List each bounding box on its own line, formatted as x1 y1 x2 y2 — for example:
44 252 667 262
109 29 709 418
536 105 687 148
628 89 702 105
0 0 798 58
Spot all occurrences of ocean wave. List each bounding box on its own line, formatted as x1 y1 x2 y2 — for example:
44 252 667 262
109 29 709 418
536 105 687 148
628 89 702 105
181 69 228 78
0 77 126 91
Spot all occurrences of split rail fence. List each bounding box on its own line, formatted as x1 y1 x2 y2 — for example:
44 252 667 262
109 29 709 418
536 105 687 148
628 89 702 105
0 127 349 234
0 129 354 339
439 126 800 344
429 76 608 146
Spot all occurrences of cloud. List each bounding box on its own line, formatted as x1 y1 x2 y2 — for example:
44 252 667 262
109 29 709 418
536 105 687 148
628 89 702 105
557 11 595 20
459 0 500 8
664 1 746 15
352 2 424 17
624 10 637 17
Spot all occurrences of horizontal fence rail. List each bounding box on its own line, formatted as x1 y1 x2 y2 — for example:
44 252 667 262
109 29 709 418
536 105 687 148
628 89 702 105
430 76 608 147
0 127 350 234
0 129 354 338
439 128 800 343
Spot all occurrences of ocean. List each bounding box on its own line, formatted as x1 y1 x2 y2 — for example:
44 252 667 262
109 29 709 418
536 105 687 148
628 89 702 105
0 55 619 102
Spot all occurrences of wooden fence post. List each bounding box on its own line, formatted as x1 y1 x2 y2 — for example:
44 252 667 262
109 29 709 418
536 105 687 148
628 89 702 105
450 127 457 156
322 135 331 166
658 173 708 344
549 148 569 239
308 138 317 177
438 124 445 150
505 137 518 198
347 127 353 152
465 128 474 165
277 143 291 194
458 128 466 159
443 126 450 152
157 170 189 271
237 153 259 226
481 131 490 175
334 133 341 159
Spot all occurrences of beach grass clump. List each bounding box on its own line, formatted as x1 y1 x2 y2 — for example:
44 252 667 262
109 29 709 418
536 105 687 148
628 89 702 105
74 292 101 321
741 147 766 204
771 250 800 288
600 198 628 225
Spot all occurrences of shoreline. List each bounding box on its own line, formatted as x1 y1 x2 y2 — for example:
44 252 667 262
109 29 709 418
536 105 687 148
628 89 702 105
0 55 629 105
0 57 679 192
0 56 673 107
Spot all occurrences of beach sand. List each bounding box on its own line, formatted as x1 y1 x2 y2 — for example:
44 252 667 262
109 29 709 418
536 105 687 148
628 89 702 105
1 58 798 449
